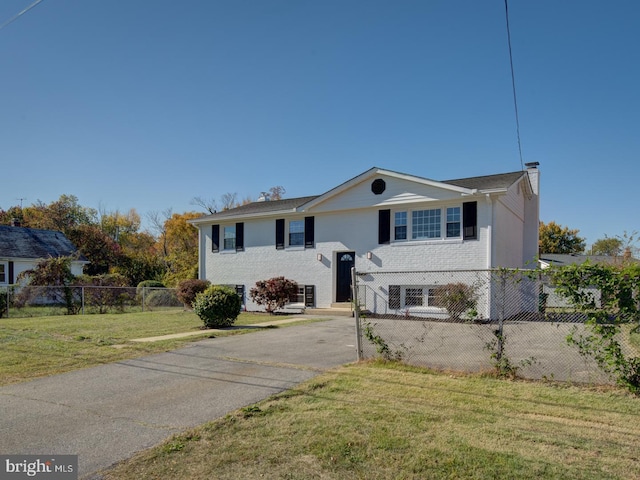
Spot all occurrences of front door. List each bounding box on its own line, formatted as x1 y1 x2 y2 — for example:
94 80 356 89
336 251 355 303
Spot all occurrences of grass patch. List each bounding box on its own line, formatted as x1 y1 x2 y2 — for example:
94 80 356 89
0 310 305 386
102 361 640 480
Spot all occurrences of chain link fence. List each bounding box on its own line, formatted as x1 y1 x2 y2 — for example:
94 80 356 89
353 269 632 385
0 285 182 318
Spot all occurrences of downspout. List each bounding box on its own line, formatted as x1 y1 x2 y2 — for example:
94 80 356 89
198 226 205 280
485 194 494 269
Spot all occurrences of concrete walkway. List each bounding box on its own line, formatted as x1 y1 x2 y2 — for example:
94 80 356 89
0 316 357 479
130 317 309 342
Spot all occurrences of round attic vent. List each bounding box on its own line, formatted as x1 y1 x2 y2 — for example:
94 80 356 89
371 179 386 195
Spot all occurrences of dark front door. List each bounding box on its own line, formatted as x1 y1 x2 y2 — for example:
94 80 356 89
336 251 355 303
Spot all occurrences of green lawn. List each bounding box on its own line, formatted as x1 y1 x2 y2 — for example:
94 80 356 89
0 310 297 386
101 361 640 480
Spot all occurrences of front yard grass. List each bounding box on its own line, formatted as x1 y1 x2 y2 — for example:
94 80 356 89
101 360 640 480
0 310 301 386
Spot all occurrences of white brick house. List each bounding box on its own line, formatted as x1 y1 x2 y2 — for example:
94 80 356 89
189 165 540 314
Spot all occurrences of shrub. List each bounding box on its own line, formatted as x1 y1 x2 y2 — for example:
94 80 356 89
249 276 298 314
0 288 6 318
432 282 478 321
193 285 241 328
136 280 166 297
144 289 182 308
75 274 133 314
176 279 211 309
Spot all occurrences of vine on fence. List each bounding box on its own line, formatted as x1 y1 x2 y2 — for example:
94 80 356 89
362 322 406 361
551 262 640 394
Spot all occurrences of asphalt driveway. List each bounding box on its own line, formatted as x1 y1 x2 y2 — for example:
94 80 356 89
0 316 356 479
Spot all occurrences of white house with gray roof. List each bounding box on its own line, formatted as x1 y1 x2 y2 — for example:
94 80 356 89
0 225 88 285
189 165 540 314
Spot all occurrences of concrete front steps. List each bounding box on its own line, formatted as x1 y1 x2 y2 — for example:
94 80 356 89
305 303 353 317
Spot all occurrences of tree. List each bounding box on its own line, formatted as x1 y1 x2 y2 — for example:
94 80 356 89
158 212 202 286
0 205 24 226
99 208 141 241
539 221 586 254
268 186 286 200
249 277 298 314
22 195 97 234
67 225 121 276
220 193 238 211
16 257 79 314
590 237 623 256
190 197 217 214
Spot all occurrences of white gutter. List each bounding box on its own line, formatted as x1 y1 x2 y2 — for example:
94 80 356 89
486 194 494 269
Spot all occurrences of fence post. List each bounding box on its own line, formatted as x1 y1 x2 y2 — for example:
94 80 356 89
497 273 505 361
81 286 85 315
351 267 363 360
142 287 145 312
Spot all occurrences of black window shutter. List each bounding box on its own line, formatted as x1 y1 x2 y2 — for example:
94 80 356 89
304 285 315 307
8 261 14 284
275 219 285 249
304 216 315 248
463 201 478 240
236 222 244 251
235 285 245 304
212 225 220 253
389 285 401 309
378 209 391 244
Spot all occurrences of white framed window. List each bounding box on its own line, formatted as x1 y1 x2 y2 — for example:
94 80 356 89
393 205 462 242
0 262 7 284
289 220 304 247
223 225 236 250
394 212 407 240
389 285 443 310
412 209 441 239
446 207 461 238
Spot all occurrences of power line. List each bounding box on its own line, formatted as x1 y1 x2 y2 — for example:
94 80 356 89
504 0 525 170
0 0 44 32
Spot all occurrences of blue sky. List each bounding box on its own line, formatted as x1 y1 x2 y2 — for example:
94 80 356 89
1 0 638 247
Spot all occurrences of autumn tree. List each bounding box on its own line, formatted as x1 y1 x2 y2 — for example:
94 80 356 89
22 195 97 234
0 205 24 225
16 257 79 314
159 211 202 286
99 208 141 241
539 221 586 254
67 225 121 276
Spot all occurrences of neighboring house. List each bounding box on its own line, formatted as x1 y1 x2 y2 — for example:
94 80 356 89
0 225 88 285
539 253 639 269
189 165 540 317
539 253 639 309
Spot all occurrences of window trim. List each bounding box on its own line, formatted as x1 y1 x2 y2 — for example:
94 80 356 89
389 285 446 311
0 261 7 285
288 219 305 247
223 225 236 251
392 204 466 243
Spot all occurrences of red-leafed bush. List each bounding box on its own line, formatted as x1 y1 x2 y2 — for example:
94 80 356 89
249 276 298 314
176 279 211 308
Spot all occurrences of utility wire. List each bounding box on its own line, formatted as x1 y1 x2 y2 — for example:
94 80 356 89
0 0 44 32
504 0 525 170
